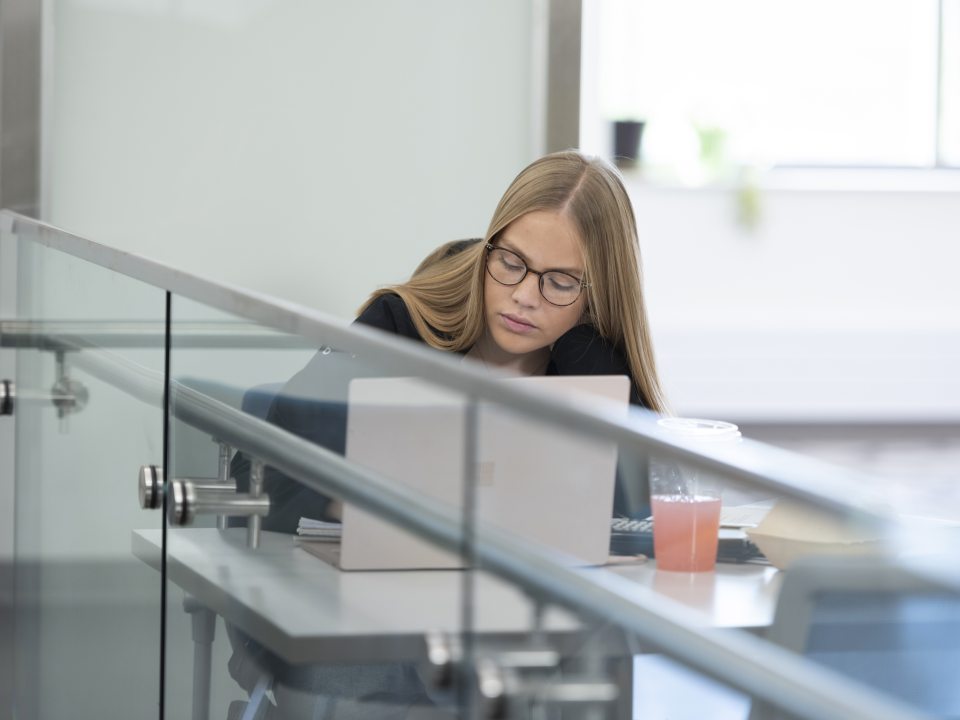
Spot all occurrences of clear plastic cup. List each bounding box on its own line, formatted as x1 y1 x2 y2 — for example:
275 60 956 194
650 418 741 572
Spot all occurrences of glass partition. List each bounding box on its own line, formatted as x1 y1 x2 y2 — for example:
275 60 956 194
160 275 960 719
161 295 478 719
602 417 960 720
4 213 960 720
1 225 166 719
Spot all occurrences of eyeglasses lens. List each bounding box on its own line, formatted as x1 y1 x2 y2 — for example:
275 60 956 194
486 248 582 306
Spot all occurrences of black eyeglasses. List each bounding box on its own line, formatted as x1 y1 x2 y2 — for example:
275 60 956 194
485 243 589 307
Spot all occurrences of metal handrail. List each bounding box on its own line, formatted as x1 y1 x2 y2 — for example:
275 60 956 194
0 320 314 350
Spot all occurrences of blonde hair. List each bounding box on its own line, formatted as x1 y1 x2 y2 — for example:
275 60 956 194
359 150 667 413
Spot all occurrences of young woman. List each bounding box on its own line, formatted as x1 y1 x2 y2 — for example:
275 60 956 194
356 150 667 412
230 151 667 719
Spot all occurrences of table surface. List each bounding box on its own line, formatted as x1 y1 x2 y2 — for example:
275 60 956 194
133 528 782 664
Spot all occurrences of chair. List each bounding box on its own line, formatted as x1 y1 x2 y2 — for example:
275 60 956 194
751 555 960 719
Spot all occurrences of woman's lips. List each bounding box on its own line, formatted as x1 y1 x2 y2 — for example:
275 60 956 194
500 313 536 334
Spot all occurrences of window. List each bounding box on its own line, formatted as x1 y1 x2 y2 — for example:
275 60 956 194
584 0 960 177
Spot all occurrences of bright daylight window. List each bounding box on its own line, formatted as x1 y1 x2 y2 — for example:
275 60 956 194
588 0 960 182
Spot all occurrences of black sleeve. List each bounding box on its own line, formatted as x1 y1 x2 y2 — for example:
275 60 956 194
550 323 646 407
229 351 356 532
354 293 422 341
551 324 653 518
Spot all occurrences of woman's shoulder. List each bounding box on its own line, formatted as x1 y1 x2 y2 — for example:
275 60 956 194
549 324 646 407
353 293 422 341
550 324 628 373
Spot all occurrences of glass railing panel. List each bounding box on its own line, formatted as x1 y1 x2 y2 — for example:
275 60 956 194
459 394 960 719
160 295 476 719
458 382 635 719
155 285 960 720
656 431 959 720
156 301 320 719
6 213 956 719
1 227 166 719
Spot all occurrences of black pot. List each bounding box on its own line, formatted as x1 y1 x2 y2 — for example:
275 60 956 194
613 120 645 168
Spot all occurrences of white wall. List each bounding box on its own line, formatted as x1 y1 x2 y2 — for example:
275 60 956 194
632 178 960 421
44 0 542 320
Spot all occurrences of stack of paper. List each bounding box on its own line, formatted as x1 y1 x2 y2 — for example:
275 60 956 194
720 502 774 529
296 517 342 542
745 501 882 570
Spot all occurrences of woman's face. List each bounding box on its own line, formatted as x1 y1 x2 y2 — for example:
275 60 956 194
481 210 587 369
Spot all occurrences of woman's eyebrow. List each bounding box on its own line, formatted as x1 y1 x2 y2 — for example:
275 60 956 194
497 238 584 276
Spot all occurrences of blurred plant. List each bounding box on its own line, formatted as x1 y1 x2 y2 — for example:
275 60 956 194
696 125 729 181
735 166 763 231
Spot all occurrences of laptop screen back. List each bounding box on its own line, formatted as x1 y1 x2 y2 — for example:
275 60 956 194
340 375 629 570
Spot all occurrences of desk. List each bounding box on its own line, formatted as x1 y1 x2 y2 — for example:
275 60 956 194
133 528 780 665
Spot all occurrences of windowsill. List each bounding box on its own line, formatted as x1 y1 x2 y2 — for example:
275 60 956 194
620 166 960 194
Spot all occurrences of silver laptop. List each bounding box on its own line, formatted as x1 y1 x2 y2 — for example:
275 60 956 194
317 374 629 570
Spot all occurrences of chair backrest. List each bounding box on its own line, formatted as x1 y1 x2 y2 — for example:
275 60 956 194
230 381 348 532
751 555 960 719
240 382 285 420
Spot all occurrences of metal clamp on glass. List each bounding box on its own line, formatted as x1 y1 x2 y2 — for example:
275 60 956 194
424 631 610 718
0 375 88 419
167 478 269 544
474 648 616 719
137 465 238 511
422 630 462 691
167 458 270 549
51 351 88 426
214 441 233 530
138 443 238 529
138 465 164 510
0 379 13 416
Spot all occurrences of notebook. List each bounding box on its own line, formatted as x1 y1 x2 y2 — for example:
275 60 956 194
302 374 630 570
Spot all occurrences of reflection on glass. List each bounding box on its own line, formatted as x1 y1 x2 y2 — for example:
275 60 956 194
162 297 470 719
7 233 165 719
6 210 960 718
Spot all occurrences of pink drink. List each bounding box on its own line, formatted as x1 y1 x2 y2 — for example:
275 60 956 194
651 494 722 572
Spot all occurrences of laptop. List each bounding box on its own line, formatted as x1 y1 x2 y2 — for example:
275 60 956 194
304 374 629 570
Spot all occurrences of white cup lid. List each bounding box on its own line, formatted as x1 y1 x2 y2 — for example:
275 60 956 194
657 417 742 441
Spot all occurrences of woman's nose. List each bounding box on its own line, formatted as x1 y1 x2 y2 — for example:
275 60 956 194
511 272 541 306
